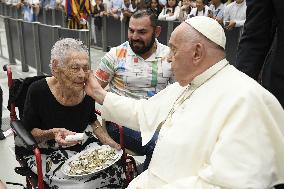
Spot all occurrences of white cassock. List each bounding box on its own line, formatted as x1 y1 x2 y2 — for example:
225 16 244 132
102 59 284 189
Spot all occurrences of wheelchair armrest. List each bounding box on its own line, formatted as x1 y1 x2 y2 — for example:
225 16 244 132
11 120 37 150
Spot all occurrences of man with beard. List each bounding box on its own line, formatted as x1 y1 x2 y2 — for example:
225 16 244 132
95 9 172 171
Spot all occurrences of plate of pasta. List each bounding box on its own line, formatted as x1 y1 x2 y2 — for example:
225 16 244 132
61 145 122 177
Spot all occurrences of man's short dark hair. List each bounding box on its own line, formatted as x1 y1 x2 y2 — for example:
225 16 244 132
131 9 158 28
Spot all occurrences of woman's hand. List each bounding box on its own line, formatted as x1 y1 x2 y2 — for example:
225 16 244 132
225 20 236 30
92 121 121 150
52 128 78 146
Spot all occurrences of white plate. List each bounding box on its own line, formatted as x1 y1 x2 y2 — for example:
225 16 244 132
61 145 123 177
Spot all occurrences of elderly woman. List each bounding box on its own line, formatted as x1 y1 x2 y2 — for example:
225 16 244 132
17 38 123 188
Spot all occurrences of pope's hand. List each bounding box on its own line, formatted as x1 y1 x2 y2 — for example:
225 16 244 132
85 71 107 105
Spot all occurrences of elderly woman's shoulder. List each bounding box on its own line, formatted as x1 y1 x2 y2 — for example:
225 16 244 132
27 76 49 95
85 94 97 104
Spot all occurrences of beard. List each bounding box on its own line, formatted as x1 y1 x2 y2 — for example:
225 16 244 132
129 33 156 55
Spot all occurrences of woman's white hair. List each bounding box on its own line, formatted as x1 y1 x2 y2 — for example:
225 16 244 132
50 38 88 67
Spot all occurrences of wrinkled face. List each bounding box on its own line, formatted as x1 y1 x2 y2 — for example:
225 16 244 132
168 0 176 7
151 0 158 8
196 0 205 10
128 16 156 55
168 25 193 86
58 51 89 91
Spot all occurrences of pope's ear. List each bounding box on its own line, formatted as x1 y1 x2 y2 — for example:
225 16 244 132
155 26 161 38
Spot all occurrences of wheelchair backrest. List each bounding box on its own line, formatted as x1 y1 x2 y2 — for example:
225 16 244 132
8 76 47 120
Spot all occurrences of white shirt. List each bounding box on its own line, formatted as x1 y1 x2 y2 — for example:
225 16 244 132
209 3 225 20
122 3 136 12
223 0 247 27
158 0 167 6
27 0 39 5
158 6 181 21
188 5 210 18
102 59 284 189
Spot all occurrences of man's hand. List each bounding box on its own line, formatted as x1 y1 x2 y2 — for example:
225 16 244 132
85 71 107 105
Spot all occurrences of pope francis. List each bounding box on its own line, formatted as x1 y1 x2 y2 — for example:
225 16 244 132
85 16 284 189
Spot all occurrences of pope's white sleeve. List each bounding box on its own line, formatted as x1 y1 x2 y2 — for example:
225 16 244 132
101 83 180 145
161 93 284 189
101 92 142 131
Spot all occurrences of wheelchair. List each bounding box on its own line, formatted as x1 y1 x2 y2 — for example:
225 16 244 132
3 65 138 189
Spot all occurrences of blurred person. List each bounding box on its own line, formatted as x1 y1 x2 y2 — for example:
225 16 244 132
236 0 284 108
158 0 166 7
108 0 123 19
121 0 136 21
20 0 40 22
132 0 147 10
158 0 180 21
92 0 106 44
55 0 64 9
187 0 209 18
223 0 246 30
208 0 225 24
102 0 112 10
65 0 94 29
178 0 195 21
93 0 106 30
85 16 284 189
224 0 233 5
94 10 173 171
17 38 123 188
147 0 162 18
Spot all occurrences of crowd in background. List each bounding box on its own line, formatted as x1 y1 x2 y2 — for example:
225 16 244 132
0 0 246 31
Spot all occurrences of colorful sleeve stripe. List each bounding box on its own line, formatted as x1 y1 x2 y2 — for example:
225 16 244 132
101 57 115 71
116 48 127 59
95 69 110 82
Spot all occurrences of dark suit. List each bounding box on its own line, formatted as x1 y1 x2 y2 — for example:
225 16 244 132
236 0 284 108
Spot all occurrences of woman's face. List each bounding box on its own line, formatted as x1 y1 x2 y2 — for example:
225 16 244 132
196 0 204 10
95 0 101 5
151 0 158 8
182 0 190 6
58 51 89 92
168 0 176 7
